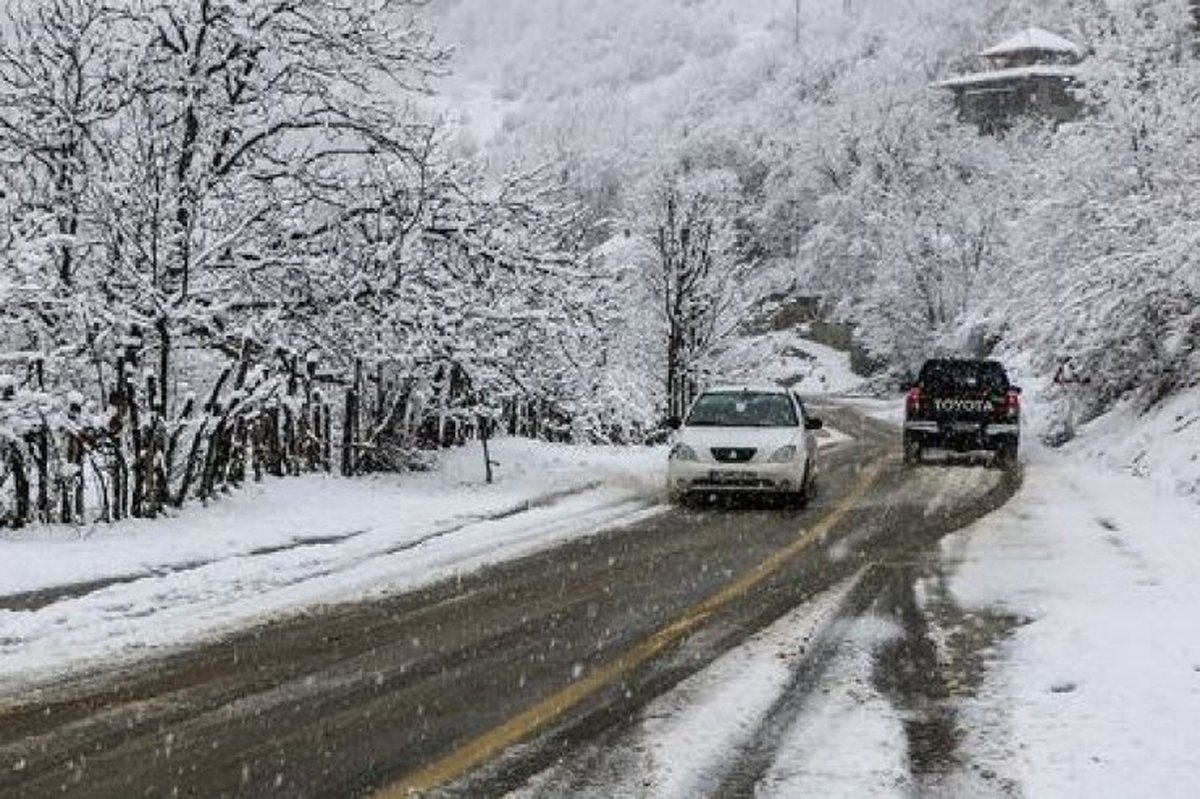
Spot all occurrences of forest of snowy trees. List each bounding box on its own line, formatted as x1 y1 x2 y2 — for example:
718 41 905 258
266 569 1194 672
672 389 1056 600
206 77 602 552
436 0 1200 435
0 0 612 526
3 0 1199 526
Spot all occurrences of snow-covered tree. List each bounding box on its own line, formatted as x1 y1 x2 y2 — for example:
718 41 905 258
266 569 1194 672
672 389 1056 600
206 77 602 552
0 0 600 525
1004 0 1200 424
634 166 752 419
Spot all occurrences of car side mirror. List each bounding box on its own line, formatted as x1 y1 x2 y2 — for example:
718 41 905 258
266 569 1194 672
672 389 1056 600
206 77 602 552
665 416 682 430
805 416 824 430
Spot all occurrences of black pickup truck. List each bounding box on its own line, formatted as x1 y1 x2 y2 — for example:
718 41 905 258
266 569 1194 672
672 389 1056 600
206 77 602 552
902 358 1021 467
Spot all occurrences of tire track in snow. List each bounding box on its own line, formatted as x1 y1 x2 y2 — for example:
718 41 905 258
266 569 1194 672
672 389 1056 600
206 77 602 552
715 464 1022 796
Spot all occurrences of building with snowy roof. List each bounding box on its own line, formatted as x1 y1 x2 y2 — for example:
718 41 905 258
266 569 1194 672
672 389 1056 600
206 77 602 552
934 27 1085 133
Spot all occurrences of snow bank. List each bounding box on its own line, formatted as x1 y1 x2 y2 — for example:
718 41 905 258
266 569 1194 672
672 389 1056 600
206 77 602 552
1066 386 1200 505
0 438 664 593
0 439 667 695
945 439 1200 796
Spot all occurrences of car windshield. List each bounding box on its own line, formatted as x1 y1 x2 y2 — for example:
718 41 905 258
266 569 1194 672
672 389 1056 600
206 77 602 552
685 391 798 428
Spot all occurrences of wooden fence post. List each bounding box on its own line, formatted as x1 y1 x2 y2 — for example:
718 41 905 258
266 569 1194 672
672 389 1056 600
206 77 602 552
8 443 30 529
342 387 358 476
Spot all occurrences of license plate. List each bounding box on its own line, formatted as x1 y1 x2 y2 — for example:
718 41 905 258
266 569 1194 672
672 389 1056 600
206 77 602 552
710 470 753 483
950 422 982 432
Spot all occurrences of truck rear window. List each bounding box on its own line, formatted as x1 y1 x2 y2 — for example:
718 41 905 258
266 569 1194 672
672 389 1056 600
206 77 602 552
919 360 1009 393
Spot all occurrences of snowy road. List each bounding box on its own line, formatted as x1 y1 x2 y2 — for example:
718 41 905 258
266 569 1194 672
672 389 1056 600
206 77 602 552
0 404 1022 798
507 408 1200 799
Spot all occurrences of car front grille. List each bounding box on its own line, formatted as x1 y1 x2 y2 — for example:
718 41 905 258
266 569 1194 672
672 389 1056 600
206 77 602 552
710 447 756 463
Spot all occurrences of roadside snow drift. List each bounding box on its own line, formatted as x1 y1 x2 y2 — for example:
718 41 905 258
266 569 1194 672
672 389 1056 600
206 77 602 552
946 441 1200 796
0 439 666 696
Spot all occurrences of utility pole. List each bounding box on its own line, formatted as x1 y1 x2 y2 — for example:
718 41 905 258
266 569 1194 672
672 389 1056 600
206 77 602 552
793 0 800 46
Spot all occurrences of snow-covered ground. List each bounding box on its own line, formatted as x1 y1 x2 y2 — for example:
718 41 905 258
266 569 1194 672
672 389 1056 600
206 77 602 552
944 438 1200 796
0 440 667 697
1067 387 1200 505
511 579 867 799
5 339 1199 797
942 385 1200 795
715 331 864 395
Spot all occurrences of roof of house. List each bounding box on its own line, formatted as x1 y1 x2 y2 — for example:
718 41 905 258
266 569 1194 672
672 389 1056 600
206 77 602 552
979 27 1083 59
933 63 1080 90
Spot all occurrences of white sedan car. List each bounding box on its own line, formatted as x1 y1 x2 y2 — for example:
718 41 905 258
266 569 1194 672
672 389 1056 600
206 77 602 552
666 385 823 505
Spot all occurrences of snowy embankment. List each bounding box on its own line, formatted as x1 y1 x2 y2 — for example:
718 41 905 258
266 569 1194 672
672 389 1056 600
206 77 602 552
0 440 667 697
945 435 1200 796
1066 387 1200 504
716 330 865 395
938 384 1200 795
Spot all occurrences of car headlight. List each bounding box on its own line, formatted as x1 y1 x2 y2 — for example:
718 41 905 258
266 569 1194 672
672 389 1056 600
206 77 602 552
669 443 699 461
768 445 797 463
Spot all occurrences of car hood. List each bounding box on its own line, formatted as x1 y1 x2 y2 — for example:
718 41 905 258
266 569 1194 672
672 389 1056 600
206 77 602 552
678 425 801 452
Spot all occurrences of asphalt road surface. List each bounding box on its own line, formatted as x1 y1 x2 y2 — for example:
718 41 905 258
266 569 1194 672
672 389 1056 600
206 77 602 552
0 403 1019 798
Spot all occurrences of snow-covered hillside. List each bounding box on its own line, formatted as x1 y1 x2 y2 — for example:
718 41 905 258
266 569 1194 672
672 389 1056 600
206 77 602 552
429 0 1200 473
1065 386 1200 505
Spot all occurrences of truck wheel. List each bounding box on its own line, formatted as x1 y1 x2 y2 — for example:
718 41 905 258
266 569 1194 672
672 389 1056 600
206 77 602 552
903 435 923 466
995 438 1019 470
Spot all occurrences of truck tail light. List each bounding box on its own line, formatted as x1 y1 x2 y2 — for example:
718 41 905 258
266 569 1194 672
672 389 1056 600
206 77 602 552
906 386 923 413
1003 389 1021 416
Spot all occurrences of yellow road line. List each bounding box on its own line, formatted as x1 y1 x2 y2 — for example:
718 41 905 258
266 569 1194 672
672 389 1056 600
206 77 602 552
375 456 890 798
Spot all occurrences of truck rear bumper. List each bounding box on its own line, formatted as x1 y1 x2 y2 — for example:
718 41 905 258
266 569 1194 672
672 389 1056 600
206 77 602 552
904 420 1019 449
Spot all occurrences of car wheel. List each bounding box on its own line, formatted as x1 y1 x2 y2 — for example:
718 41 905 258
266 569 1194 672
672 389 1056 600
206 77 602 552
790 461 813 508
